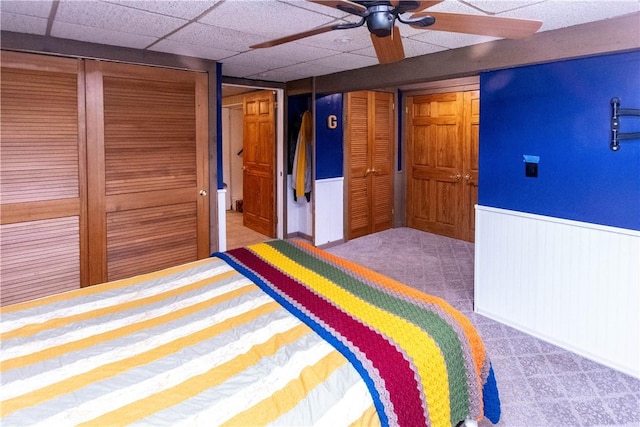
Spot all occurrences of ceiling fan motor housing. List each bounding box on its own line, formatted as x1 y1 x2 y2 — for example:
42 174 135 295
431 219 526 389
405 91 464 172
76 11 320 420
366 5 396 37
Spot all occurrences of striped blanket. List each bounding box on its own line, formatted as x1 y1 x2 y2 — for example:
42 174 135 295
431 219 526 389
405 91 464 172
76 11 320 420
1 240 499 426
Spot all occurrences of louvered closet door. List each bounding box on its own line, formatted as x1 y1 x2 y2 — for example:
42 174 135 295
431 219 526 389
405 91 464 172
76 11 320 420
346 91 394 240
0 52 86 306
371 92 394 233
85 61 209 284
346 91 371 239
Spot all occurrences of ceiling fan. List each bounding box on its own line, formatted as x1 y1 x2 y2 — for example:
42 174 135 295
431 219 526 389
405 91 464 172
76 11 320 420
250 0 542 64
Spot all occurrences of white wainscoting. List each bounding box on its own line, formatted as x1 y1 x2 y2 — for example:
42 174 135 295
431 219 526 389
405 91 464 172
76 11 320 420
286 175 313 238
217 189 227 252
314 177 344 246
475 205 640 378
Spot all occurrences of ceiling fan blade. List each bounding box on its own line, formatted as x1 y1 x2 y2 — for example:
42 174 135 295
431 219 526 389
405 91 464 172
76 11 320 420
371 26 405 64
250 24 342 49
411 11 542 39
391 1 443 12
306 0 367 16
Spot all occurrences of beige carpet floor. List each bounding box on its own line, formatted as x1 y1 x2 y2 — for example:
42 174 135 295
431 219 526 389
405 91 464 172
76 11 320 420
325 227 640 427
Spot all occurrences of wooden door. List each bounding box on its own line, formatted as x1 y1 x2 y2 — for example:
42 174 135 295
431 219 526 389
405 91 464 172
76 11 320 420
371 92 395 233
346 91 394 240
407 90 478 242
462 91 480 242
85 61 209 284
407 92 464 239
0 52 87 306
242 90 276 237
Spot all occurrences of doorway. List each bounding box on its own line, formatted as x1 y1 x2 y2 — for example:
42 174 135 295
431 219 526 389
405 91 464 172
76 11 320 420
220 84 284 250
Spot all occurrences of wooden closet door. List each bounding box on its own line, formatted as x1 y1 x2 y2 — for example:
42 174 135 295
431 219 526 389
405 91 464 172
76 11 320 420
407 93 464 239
462 91 480 242
407 90 478 242
85 61 209 284
0 51 87 305
371 92 394 233
346 91 394 240
346 91 371 239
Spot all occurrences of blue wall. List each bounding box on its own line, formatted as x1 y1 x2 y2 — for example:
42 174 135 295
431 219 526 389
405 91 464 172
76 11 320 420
315 93 344 180
479 50 640 231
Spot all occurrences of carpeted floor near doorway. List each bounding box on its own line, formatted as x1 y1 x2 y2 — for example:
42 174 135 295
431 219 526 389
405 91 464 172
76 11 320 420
325 227 640 427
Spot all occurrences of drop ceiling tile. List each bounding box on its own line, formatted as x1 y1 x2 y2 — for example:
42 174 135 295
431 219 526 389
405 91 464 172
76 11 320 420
255 41 339 62
295 26 375 52
198 0 337 38
167 22 264 52
428 1 488 14
221 49 301 70
305 51 379 70
403 39 449 58
55 0 187 37
220 62 272 78
501 0 640 32
150 38 238 60
102 0 219 20
51 21 158 48
248 61 344 82
451 1 547 15
279 0 356 19
1 12 48 35
409 30 497 49
0 0 53 18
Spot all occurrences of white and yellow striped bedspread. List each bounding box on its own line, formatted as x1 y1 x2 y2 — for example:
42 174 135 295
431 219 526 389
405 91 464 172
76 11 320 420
0 256 378 426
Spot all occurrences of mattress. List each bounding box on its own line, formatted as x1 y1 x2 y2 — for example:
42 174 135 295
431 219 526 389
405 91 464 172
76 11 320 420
0 240 500 426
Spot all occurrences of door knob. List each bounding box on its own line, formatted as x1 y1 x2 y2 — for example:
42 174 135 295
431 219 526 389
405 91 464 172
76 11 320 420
199 189 207 196
464 174 471 181
449 173 461 181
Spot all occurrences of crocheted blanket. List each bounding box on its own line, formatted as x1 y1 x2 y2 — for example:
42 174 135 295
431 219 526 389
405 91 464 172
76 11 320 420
218 240 501 427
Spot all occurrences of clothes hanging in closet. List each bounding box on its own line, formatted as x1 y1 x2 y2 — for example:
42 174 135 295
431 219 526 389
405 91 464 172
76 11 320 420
292 110 312 202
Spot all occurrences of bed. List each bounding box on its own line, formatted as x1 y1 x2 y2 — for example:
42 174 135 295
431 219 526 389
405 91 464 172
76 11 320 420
1 240 500 426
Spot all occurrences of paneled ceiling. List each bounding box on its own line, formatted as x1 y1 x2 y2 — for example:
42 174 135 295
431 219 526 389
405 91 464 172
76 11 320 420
1 0 639 83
